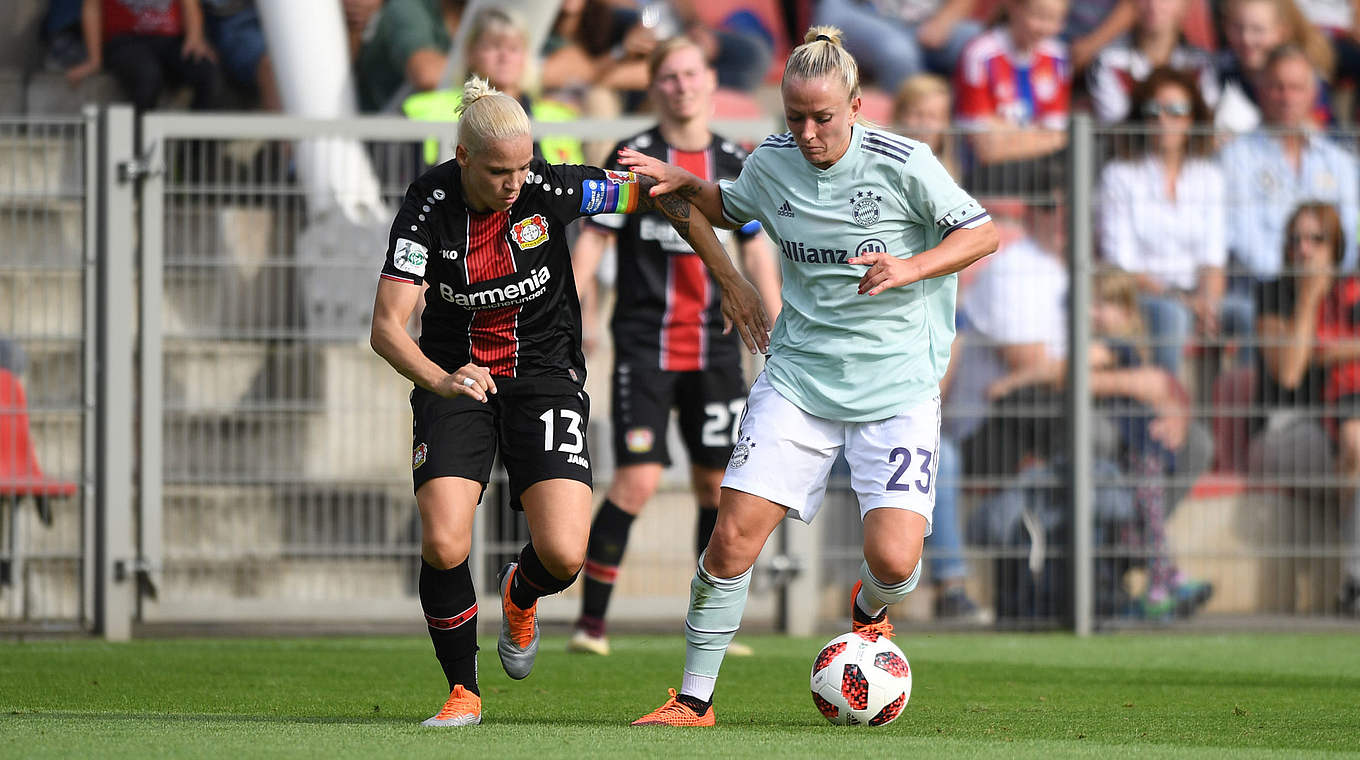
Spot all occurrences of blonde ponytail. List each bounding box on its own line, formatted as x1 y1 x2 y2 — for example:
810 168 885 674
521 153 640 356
457 75 531 152
784 25 860 101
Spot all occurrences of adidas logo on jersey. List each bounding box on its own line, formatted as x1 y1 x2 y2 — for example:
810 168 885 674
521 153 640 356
777 201 795 218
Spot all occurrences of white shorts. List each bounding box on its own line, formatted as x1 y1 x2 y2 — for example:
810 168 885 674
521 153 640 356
721 373 940 533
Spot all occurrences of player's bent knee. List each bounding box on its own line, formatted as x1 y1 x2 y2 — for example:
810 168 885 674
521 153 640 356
422 537 471 570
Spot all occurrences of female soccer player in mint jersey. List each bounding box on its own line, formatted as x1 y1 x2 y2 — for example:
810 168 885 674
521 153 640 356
625 27 999 727
369 75 769 728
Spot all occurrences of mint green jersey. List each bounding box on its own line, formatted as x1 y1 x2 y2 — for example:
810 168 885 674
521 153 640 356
719 125 989 422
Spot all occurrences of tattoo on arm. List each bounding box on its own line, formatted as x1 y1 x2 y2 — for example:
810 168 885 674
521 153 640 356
636 176 692 238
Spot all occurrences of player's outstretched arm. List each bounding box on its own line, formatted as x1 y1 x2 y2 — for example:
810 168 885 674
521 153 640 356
848 221 999 296
635 177 771 354
617 147 736 229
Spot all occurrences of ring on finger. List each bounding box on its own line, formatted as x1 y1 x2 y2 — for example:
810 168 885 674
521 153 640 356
462 377 477 388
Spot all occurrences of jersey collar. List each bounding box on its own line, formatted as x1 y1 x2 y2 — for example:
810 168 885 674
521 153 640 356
813 123 864 178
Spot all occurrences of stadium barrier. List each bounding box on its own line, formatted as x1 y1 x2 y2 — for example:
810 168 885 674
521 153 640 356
0 110 98 632
3 108 1359 638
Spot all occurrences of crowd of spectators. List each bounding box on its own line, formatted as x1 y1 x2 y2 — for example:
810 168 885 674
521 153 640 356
34 0 1360 619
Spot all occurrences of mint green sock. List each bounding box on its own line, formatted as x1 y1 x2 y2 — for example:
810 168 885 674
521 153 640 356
682 552 752 682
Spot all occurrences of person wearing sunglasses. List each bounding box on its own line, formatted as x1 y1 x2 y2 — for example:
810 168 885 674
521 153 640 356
1249 201 1360 618
1086 0 1219 126
1097 66 1225 377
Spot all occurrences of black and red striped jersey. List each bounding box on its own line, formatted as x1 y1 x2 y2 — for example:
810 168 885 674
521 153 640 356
588 128 756 371
381 157 632 380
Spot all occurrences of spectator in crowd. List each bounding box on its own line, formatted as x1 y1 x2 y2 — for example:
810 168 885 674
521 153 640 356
1064 0 1135 72
1086 0 1220 124
402 7 585 165
342 0 384 59
893 72 960 176
1215 0 1335 131
892 74 989 622
65 0 226 113
951 199 1213 619
1098 67 1226 376
954 0 1070 194
201 0 280 110
811 0 983 91
1248 202 1360 617
354 0 464 112
540 0 658 103
1220 43 1358 340
540 0 771 103
1295 0 1360 104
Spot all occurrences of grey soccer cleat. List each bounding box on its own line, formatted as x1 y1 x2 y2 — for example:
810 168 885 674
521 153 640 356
497 562 540 680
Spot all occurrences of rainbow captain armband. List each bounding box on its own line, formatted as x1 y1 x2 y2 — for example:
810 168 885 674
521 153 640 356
579 172 641 215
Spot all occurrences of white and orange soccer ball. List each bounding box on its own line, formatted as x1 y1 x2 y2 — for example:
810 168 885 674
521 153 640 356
809 631 912 726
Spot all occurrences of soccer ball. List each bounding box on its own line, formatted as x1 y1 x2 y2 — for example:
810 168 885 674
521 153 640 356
809 631 912 726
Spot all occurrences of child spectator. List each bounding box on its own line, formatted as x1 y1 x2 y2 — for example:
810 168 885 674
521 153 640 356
1086 0 1220 124
65 0 226 113
813 0 984 90
954 0 1070 194
893 72 961 176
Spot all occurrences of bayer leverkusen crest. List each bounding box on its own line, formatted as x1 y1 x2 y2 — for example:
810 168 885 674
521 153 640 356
511 214 550 250
604 170 635 183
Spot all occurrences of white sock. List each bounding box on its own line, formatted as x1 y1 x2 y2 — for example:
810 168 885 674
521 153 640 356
680 671 717 702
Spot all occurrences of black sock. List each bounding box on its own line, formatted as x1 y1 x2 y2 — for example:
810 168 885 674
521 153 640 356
579 499 635 633
509 542 579 610
677 693 712 713
695 505 718 556
420 559 479 695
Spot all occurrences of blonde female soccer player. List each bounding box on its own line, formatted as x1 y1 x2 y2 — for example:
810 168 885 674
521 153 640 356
370 75 768 727
623 27 998 726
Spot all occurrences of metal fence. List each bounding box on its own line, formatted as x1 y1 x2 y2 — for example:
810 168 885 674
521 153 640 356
0 111 97 631
2 108 1359 639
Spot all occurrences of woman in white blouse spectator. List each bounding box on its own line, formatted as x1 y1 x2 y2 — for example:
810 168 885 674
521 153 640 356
1086 0 1219 124
1098 66 1225 376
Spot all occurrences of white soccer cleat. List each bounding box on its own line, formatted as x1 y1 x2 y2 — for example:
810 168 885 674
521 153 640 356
566 628 611 656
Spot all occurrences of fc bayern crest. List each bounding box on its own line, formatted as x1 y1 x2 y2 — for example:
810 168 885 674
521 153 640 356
850 190 882 228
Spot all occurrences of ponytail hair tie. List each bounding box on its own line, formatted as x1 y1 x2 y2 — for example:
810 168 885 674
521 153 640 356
815 34 831 42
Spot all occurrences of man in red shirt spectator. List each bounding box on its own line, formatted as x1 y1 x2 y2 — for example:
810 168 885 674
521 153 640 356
66 0 225 113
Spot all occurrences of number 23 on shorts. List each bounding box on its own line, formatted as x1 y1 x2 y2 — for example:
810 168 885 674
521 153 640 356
886 447 933 493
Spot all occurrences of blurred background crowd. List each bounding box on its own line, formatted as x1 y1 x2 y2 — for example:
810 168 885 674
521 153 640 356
5 0 1360 627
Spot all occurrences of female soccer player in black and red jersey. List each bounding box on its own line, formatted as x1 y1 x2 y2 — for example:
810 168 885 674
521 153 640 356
369 76 769 727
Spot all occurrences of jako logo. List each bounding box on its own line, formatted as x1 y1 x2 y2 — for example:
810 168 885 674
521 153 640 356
780 240 848 264
440 267 551 309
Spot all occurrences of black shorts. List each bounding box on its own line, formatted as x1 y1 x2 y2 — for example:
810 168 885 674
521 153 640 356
610 358 748 469
410 375 592 508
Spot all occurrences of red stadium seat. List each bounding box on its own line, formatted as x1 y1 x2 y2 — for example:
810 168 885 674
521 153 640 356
0 369 76 525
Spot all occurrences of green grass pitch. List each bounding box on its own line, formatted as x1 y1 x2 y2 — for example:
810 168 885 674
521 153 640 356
2 632 1358 758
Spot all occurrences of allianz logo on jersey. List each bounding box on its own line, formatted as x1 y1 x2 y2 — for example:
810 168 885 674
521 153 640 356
438 266 551 309
639 217 732 253
780 240 849 264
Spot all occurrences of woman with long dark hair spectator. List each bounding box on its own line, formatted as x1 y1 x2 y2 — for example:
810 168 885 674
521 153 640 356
1098 66 1225 377
1086 0 1219 124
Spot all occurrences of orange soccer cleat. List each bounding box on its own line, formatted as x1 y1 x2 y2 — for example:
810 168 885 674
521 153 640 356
630 688 716 727
420 685 482 727
850 579 896 640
